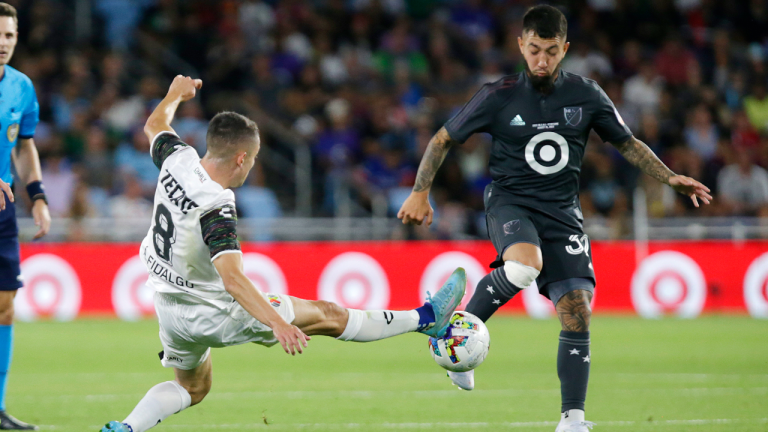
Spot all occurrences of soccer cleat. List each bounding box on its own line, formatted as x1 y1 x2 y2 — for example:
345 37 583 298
0 411 37 430
555 420 595 432
447 370 474 390
100 421 131 432
419 268 466 338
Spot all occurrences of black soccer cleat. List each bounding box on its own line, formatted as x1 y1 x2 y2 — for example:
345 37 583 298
0 411 37 430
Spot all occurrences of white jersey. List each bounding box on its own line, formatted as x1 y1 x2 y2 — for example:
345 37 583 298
141 131 242 308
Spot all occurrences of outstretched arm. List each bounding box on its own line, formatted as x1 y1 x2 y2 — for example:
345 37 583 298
613 136 712 207
398 127 460 225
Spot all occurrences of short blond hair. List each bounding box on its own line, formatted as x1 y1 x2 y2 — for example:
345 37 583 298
0 3 17 26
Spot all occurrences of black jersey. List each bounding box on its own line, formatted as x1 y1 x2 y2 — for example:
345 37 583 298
444 71 632 227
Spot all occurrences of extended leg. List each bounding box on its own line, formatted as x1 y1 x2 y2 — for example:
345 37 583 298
289 268 465 342
553 284 593 430
466 242 542 322
290 297 432 341
119 356 210 432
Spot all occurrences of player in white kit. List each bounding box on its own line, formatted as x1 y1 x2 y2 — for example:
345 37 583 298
100 76 467 432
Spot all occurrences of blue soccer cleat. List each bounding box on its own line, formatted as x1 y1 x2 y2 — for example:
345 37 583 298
419 267 467 338
100 421 131 432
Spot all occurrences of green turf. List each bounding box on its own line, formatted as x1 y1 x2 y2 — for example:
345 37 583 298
7 316 767 431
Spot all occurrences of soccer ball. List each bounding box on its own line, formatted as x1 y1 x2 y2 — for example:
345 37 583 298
428 311 490 372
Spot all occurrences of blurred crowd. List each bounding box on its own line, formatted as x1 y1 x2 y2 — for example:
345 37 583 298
7 0 768 239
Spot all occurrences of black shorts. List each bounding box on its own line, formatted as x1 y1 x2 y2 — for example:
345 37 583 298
0 196 21 291
484 185 595 302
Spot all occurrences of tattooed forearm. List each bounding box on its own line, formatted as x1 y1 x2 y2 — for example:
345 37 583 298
412 127 459 192
556 290 593 332
613 136 675 185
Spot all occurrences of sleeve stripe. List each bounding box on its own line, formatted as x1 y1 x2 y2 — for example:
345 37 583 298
450 84 492 131
150 131 180 158
210 249 243 262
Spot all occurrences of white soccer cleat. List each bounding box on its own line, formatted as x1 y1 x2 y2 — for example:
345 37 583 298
447 370 474 390
555 410 594 431
554 421 595 432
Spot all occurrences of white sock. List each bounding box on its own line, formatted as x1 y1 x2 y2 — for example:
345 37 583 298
337 309 419 342
561 409 585 424
123 381 192 432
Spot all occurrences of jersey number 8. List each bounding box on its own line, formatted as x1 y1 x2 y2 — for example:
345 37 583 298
153 203 176 264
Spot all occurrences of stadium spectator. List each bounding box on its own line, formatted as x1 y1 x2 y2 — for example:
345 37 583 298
623 62 664 114
717 148 768 216
684 104 720 162
744 82 768 133
2 0 766 240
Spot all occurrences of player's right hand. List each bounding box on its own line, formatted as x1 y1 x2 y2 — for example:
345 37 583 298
398 191 433 226
168 75 203 102
0 179 13 211
273 322 310 356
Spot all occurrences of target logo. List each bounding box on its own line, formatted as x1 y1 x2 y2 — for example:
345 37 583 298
524 132 569 175
631 251 706 318
242 253 287 296
112 255 155 321
15 254 81 321
420 252 485 310
318 252 389 309
743 252 768 319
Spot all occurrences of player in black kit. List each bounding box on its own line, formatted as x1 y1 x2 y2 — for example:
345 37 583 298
398 5 712 432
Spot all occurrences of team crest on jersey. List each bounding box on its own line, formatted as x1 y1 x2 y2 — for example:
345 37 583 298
267 294 281 307
564 107 582 126
6 123 18 142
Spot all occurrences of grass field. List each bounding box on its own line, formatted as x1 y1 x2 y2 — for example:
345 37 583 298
6 316 767 431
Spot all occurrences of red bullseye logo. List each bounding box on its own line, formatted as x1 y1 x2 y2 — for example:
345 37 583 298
743 252 768 319
16 254 81 321
318 252 389 309
241 253 287 296
420 252 485 309
631 251 706 318
648 271 688 311
113 255 155 321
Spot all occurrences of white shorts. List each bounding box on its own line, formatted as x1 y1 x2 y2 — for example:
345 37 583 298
154 291 295 370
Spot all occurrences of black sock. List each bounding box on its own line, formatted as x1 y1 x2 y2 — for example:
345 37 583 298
558 331 590 412
465 267 523 322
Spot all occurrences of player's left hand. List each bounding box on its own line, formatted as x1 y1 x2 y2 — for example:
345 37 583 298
668 175 712 208
31 199 50 239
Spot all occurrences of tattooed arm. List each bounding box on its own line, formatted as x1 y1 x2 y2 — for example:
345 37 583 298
613 136 674 184
613 136 713 207
398 127 460 225
413 127 460 192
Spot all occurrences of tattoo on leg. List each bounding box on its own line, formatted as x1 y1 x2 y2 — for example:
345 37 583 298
556 290 593 332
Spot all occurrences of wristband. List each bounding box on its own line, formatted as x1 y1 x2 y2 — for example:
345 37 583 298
26 181 47 204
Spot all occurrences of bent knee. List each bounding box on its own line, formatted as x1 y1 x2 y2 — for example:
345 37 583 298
313 300 348 332
502 260 541 289
555 290 592 332
183 381 211 406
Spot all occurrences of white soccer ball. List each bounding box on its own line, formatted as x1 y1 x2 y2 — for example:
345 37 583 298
428 311 490 372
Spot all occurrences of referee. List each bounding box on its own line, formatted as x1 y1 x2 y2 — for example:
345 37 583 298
0 3 50 430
